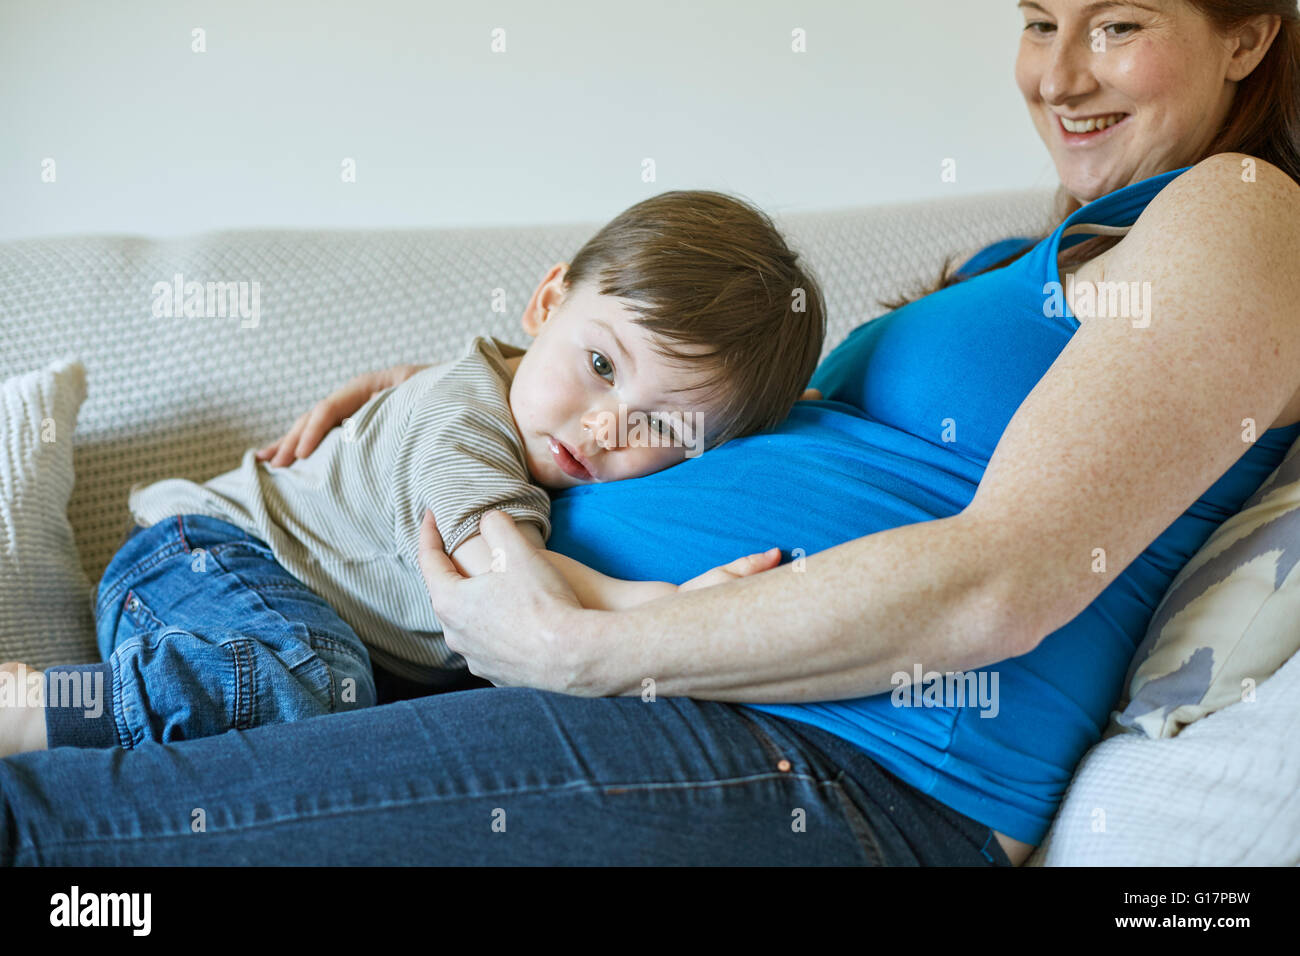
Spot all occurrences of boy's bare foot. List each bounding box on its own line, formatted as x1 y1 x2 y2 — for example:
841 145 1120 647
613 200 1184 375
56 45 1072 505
0 662 48 757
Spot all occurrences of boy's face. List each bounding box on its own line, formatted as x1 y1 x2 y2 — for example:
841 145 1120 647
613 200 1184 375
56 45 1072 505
508 264 720 491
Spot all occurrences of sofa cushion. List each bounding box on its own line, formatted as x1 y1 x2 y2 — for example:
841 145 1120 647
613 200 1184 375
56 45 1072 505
1031 642 1300 865
0 358 98 670
1110 436 1300 738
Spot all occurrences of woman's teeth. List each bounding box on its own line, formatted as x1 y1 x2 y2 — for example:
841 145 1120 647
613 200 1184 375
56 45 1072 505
1061 113 1126 134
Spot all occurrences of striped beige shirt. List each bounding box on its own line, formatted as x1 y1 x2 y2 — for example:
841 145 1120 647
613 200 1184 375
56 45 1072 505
127 336 551 682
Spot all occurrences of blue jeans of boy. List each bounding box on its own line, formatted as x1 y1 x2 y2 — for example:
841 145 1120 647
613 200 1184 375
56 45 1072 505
43 514 377 748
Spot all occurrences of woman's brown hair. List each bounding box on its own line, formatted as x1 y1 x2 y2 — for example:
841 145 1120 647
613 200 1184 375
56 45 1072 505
888 0 1300 309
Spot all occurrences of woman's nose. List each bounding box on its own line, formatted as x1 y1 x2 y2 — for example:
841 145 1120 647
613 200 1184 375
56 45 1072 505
1040 32 1100 106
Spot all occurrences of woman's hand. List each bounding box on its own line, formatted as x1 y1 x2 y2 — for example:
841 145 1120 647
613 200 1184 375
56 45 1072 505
256 363 428 467
418 509 590 692
416 509 781 693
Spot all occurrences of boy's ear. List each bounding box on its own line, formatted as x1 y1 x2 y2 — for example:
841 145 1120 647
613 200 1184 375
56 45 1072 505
522 262 570 336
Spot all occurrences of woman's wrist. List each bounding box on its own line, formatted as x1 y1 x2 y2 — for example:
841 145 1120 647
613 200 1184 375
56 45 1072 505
546 607 621 697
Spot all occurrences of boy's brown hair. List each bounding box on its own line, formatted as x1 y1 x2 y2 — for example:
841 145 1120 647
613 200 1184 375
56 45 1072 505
564 190 826 449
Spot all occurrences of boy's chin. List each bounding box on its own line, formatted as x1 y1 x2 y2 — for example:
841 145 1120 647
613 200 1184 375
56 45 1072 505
525 458 580 492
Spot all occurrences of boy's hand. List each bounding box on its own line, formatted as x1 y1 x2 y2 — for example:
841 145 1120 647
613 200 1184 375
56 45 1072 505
257 363 428 467
678 548 782 592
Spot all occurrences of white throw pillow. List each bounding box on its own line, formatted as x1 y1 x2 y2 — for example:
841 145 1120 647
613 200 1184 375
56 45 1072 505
0 358 98 670
1108 435 1300 738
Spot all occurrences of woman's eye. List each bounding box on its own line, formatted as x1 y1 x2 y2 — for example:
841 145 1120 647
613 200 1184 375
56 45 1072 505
1023 20 1055 35
1103 22 1139 38
590 351 614 382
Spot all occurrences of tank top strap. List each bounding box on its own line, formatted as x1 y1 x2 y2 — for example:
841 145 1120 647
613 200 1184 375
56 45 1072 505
1060 222 1132 239
1048 165 1193 261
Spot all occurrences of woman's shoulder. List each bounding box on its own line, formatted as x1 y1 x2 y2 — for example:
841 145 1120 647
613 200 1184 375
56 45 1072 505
1187 151 1299 190
1134 153 1299 232
1118 153 1300 272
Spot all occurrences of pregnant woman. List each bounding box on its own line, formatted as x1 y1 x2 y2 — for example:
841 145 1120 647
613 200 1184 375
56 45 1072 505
3 0 1300 867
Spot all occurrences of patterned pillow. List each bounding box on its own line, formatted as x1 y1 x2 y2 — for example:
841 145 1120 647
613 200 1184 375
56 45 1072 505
0 358 98 670
1109 436 1300 738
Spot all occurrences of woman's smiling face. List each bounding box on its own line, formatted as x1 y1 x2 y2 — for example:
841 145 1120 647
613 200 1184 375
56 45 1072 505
1015 0 1257 202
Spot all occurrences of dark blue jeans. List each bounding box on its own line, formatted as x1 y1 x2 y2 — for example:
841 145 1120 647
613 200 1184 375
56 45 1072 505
3 515 1011 865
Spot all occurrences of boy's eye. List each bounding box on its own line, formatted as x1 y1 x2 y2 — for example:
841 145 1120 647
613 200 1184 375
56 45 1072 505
649 416 674 440
590 351 614 382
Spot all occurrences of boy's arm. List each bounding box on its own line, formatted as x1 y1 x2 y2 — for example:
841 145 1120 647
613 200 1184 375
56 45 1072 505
448 526 672 610
539 550 676 610
448 524 779 611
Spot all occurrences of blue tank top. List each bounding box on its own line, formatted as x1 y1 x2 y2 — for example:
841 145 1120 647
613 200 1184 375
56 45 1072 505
545 167 1300 845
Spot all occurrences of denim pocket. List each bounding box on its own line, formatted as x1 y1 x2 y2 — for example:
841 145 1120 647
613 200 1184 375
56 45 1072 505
121 588 166 633
733 707 790 768
736 707 891 866
219 536 276 560
98 586 167 662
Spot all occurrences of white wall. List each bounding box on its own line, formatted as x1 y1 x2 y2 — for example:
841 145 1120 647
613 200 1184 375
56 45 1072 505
1 0 1057 239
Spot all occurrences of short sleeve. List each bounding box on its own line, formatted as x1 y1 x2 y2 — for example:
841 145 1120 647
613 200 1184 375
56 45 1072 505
391 341 550 566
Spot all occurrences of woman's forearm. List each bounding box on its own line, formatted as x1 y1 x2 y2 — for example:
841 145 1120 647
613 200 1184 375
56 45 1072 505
568 512 1033 702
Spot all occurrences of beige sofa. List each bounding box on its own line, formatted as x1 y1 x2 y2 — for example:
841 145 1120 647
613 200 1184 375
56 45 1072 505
3 189 1298 865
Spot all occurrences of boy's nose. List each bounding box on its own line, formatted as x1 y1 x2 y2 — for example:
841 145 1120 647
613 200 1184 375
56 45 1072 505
581 409 619 452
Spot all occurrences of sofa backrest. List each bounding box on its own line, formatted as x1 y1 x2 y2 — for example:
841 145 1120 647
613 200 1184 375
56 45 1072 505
0 191 1054 582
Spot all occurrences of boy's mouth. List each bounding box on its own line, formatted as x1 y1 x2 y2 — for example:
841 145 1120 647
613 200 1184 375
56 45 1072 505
548 436 594 481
